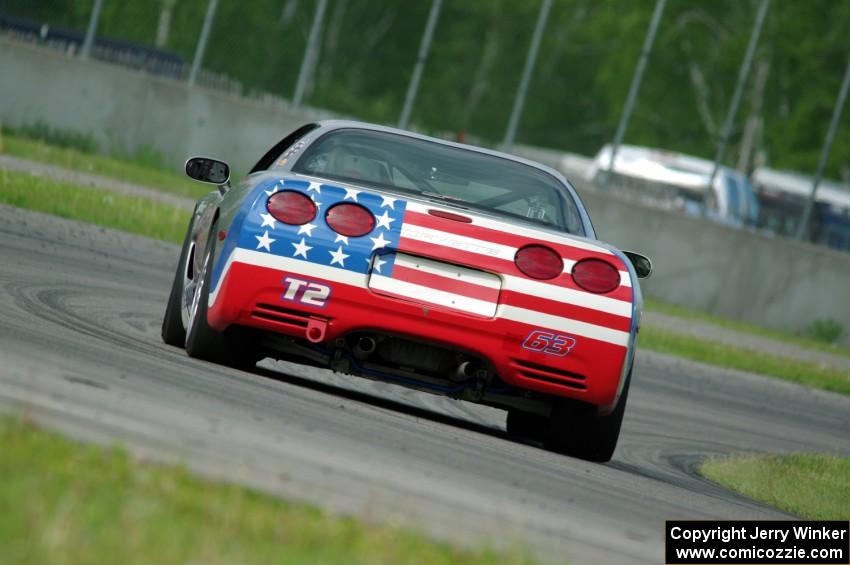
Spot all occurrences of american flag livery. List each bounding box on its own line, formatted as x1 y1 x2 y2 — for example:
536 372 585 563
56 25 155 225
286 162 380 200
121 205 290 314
207 174 635 409
239 178 407 276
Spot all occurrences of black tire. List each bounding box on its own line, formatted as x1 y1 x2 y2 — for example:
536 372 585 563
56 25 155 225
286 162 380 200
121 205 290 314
184 222 262 369
185 222 228 361
161 216 195 347
221 327 266 369
506 409 546 442
542 369 632 462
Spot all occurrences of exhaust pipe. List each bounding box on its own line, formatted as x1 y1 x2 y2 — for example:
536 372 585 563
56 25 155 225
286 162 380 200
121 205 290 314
450 361 477 382
353 336 377 360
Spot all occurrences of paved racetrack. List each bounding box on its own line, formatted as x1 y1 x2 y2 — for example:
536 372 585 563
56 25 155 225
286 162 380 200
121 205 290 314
2 205 848 564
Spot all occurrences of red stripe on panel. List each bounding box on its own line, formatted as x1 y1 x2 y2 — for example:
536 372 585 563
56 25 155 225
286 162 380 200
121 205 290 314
397 236 633 304
499 290 633 332
403 209 624 266
390 265 499 303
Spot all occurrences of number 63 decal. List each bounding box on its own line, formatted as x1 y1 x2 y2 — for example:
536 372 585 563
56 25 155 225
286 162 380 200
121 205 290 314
522 330 577 356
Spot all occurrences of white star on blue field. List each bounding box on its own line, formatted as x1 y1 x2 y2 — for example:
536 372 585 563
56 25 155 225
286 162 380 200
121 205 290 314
238 178 407 276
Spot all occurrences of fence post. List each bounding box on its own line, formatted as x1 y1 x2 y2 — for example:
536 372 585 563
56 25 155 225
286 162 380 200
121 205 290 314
706 0 771 196
293 0 329 109
601 0 666 185
80 0 105 59
796 55 850 241
188 0 220 85
502 0 553 152
398 0 443 129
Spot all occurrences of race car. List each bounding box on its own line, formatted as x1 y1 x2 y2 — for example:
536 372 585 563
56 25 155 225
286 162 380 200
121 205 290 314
162 120 651 462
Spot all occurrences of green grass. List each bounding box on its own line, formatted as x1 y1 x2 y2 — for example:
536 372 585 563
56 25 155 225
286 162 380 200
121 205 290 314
0 131 205 198
638 326 850 395
0 169 187 245
6 121 99 153
644 298 850 358
0 416 531 565
701 453 850 520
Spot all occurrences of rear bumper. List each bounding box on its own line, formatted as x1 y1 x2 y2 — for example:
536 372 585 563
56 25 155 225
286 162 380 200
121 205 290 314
208 252 631 412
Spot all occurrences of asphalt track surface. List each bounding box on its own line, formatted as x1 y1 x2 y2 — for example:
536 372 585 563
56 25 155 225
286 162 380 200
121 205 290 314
2 205 849 564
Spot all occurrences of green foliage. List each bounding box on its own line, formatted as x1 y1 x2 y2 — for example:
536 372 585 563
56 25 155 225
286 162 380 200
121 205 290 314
0 169 189 244
645 298 850 359
128 144 169 170
702 453 850 520
806 318 844 344
3 0 849 177
0 416 533 564
5 121 99 153
638 326 850 395
0 133 204 198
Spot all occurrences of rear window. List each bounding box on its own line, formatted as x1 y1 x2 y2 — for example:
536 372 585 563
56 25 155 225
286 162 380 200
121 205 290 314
291 129 584 234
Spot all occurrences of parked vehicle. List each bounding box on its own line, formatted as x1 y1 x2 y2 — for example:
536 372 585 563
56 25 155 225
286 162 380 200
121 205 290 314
752 166 850 251
586 144 759 227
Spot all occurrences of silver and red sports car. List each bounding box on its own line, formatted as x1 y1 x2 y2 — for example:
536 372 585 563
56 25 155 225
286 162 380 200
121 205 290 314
162 121 651 462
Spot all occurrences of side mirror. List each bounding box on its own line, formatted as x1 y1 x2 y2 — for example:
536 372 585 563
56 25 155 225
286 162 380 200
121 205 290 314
185 157 230 186
623 251 652 279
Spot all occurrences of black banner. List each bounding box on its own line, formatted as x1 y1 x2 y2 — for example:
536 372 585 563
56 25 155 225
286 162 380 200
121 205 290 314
666 521 849 564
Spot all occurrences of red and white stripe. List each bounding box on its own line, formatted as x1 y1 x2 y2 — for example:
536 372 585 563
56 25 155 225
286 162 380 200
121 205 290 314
369 253 501 318
395 200 634 346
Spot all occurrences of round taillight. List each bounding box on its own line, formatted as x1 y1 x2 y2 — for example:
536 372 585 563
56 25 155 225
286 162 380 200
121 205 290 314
571 259 620 294
325 203 375 237
267 190 317 225
514 245 562 280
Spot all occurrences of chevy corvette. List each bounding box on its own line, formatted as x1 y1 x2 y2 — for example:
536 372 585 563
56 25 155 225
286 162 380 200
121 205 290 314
162 121 651 461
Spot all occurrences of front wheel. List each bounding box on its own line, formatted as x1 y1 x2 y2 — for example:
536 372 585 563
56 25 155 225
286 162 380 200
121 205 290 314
542 369 632 462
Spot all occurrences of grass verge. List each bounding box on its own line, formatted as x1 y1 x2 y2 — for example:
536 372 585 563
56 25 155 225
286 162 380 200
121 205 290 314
0 132 204 198
0 416 531 565
638 326 850 395
701 453 850 520
644 298 850 359
0 169 187 244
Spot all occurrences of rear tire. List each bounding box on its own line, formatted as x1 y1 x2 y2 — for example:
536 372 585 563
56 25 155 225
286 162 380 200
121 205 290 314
542 369 632 462
161 216 195 347
184 222 262 369
506 409 546 442
185 222 224 361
